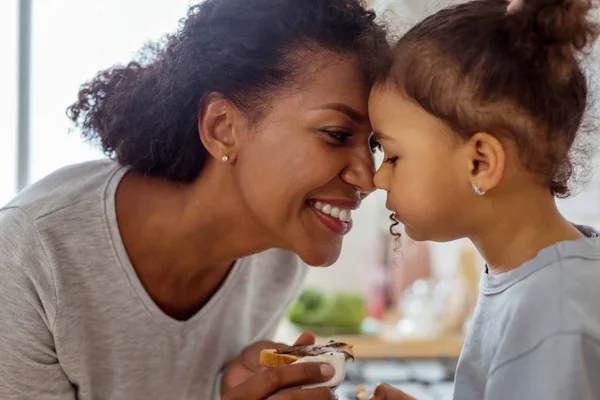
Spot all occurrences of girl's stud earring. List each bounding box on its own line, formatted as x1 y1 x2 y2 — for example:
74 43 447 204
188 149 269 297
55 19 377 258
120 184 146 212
222 155 229 162
472 183 486 196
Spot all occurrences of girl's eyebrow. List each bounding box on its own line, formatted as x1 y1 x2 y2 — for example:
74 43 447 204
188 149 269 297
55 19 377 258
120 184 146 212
373 130 394 141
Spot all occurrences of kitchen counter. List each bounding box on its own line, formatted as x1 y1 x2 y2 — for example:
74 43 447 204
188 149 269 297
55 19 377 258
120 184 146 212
318 333 464 360
337 358 457 400
275 321 462 400
275 319 465 360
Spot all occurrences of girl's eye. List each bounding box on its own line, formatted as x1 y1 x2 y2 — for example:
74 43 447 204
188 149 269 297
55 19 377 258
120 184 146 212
384 156 398 164
370 137 382 153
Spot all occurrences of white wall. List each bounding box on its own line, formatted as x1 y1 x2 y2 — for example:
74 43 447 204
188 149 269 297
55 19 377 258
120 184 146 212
28 0 193 183
0 0 18 205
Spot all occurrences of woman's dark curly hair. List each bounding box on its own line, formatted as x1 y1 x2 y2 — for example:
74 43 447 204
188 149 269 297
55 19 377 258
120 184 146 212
67 0 390 182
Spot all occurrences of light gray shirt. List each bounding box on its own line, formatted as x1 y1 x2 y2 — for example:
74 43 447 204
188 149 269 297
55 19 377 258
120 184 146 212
454 228 600 399
0 160 307 400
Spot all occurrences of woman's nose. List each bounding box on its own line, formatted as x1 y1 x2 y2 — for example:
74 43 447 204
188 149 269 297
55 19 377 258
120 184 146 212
340 151 376 197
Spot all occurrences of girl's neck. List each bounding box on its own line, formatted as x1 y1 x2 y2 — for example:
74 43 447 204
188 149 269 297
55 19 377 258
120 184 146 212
470 189 584 275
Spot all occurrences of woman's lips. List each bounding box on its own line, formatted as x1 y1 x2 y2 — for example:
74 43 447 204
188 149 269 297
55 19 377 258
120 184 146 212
307 199 359 235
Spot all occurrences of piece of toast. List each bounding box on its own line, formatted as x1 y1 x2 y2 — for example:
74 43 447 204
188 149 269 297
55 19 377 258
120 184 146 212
259 349 302 367
260 341 354 368
355 385 369 400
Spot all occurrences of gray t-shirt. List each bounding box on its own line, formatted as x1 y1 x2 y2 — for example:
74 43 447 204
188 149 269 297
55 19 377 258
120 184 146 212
0 160 307 400
454 228 600 399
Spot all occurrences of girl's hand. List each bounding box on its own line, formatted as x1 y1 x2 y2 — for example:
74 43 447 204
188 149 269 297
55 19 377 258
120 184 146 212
371 383 417 400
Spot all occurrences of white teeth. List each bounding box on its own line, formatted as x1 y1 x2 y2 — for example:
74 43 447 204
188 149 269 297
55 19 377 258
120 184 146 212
339 210 348 222
342 210 352 222
310 202 352 222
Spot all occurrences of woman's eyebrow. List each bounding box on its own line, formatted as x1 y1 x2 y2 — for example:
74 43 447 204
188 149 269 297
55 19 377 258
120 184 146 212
311 103 367 124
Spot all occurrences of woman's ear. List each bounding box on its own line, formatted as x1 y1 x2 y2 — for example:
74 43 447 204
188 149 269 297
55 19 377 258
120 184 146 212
198 92 243 163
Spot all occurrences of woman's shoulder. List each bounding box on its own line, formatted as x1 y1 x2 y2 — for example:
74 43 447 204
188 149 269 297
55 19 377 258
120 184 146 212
0 159 125 284
4 159 123 220
0 206 58 320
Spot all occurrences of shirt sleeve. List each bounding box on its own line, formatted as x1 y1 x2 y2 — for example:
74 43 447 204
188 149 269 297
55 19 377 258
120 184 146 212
0 208 75 399
211 369 224 400
485 332 600 400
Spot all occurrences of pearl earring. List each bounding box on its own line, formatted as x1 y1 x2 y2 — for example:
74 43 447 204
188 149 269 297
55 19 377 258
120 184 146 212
221 155 229 162
472 183 486 196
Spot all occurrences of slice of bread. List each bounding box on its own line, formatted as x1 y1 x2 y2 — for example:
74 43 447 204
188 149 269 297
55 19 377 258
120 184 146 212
259 341 354 368
259 349 301 367
355 385 370 400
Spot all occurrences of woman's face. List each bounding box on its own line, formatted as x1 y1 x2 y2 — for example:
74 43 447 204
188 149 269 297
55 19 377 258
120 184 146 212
235 52 376 267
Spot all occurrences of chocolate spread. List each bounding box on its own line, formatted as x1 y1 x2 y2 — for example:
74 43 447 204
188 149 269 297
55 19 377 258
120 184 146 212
275 340 354 361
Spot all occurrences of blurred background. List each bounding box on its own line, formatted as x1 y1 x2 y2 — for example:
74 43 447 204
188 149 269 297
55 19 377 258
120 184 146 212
1 1 599 399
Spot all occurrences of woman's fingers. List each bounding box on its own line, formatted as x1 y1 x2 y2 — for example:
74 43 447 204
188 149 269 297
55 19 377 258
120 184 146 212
269 386 337 400
222 362 335 400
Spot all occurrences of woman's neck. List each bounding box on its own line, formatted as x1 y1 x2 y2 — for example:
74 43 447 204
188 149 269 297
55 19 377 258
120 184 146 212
470 189 583 275
115 166 273 320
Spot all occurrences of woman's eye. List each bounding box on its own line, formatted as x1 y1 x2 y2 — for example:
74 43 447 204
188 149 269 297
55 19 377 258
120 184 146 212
384 156 398 164
323 130 352 143
370 137 382 153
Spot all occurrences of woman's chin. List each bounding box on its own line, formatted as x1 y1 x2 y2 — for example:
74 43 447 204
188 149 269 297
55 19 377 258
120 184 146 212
295 243 343 267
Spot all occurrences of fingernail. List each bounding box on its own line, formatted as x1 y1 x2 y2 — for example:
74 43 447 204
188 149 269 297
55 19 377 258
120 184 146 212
320 364 335 377
330 392 339 400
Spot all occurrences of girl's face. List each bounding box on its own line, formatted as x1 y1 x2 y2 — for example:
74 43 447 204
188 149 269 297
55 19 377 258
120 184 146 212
369 87 479 242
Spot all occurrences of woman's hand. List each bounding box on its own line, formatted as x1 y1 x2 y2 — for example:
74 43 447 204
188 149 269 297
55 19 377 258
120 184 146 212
222 331 337 399
222 331 316 392
371 383 416 400
222 362 337 399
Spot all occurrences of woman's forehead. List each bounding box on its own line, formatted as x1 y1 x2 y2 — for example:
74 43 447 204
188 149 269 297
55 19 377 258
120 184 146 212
287 53 369 111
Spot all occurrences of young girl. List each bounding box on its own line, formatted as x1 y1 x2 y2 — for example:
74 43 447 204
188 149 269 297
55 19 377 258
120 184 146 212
369 0 600 399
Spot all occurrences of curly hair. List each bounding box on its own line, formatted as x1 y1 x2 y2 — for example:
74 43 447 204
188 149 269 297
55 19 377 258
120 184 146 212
378 0 599 198
67 0 390 182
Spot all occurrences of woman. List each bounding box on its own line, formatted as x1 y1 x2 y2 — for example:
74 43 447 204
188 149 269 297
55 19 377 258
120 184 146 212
0 0 389 399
